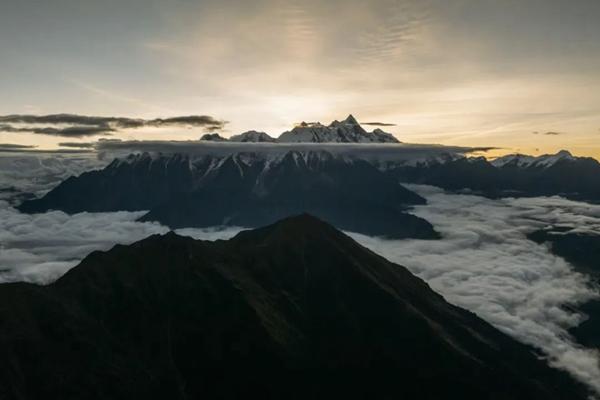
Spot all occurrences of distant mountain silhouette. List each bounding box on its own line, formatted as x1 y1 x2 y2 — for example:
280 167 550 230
200 133 228 141
229 130 276 142
19 151 437 239
0 215 588 399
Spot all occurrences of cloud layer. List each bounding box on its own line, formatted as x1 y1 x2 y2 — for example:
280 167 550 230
1 155 600 394
0 154 108 197
0 204 241 284
90 139 495 162
0 114 227 138
0 144 37 150
362 122 397 127
349 185 600 394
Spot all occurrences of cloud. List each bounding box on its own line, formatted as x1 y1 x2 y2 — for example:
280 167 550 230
0 123 115 137
362 121 397 127
58 142 97 149
0 147 94 154
543 131 564 135
147 116 227 131
0 203 241 284
1 154 598 393
0 143 92 154
92 139 496 162
532 131 565 136
0 152 241 282
0 144 37 150
0 114 227 138
0 153 108 196
348 185 600 395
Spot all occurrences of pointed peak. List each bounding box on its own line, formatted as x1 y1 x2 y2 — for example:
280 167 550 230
343 114 359 125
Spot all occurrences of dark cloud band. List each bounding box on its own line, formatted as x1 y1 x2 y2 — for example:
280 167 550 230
57 142 97 149
532 131 565 136
0 143 37 150
362 122 397 127
0 113 227 138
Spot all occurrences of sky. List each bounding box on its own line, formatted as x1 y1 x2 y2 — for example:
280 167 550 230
1 0 600 158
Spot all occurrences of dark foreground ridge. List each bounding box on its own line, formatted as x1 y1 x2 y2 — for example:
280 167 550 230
0 215 588 399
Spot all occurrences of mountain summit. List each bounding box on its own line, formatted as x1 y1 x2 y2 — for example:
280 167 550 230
198 115 399 144
278 115 400 143
228 130 276 142
0 215 588 399
339 113 359 125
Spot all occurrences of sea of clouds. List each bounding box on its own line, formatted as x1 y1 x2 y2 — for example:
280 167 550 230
350 185 600 394
0 154 599 394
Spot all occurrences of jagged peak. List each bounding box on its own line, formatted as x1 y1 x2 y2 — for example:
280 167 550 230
279 115 398 143
343 114 359 125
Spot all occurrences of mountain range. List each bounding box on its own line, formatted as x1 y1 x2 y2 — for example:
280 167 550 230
387 150 600 202
0 215 588 399
18 150 436 239
200 115 400 143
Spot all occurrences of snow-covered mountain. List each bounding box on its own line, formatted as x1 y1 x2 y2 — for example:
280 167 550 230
491 150 576 168
199 115 399 144
19 150 436 239
229 130 276 142
388 150 600 202
278 114 400 143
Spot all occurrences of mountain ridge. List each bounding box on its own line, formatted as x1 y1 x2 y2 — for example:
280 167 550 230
0 214 589 399
18 150 437 239
388 150 600 202
279 114 400 143
198 115 399 143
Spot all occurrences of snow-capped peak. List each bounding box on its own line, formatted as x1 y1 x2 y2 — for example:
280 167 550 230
491 150 576 169
278 115 399 143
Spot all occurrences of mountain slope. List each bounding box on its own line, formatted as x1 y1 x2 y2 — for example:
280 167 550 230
0 215 588 399
19 151 436 239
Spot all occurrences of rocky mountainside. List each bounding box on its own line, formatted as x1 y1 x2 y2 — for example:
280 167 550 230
18 151 436 239
0 215 588 399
